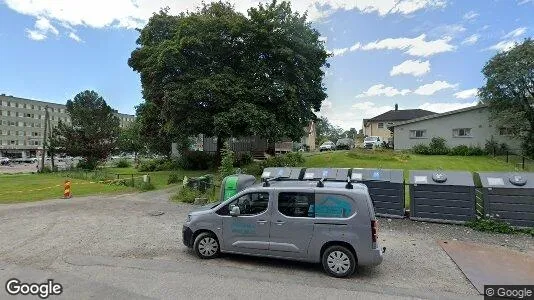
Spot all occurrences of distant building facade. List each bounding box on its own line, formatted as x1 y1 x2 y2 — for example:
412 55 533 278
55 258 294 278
0 94 134 159
363 105 436 143
390 104 521 151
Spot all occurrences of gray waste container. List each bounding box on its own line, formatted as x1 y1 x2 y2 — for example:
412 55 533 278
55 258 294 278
351 168 405 218
409 170 475 224
477 172 534 228
261 167 303 181
301 168 350 181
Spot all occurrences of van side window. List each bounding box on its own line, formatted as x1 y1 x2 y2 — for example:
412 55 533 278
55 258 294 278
315 194 354 218
217 192 269 216
278 192 315 218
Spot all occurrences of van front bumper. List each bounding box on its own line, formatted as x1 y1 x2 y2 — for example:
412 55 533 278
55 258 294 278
182 225 193 248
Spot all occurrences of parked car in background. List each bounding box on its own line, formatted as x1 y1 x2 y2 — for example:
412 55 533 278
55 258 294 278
336 138 355 150
362 136 382 149
319 141 336 152
0 157 10 165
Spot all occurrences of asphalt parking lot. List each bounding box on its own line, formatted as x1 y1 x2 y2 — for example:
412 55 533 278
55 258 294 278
0 189 532 299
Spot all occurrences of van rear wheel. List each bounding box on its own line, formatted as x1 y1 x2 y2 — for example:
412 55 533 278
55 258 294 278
193 232 220 259
322 246 356 277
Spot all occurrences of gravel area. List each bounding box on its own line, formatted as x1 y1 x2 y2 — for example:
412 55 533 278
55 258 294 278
0 189 531 299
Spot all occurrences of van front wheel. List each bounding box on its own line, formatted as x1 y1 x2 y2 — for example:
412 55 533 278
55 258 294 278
193 232 220 259
322 246 356 277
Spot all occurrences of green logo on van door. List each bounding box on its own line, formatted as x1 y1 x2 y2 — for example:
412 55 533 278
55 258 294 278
315 197 352 218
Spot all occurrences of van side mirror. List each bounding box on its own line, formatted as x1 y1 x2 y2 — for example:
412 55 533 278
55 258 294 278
230 206 240 216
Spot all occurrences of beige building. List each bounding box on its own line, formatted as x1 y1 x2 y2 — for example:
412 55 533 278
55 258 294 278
390 104 521 150
363 105 435 143
0 94 134 159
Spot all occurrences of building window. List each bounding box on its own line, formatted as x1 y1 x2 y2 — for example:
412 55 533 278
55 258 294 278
453 128 471 137
378 122 384 129
499 128 514 136
409 130 427 139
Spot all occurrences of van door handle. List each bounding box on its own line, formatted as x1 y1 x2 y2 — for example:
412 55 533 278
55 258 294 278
257 220 267 224
275 220 285 225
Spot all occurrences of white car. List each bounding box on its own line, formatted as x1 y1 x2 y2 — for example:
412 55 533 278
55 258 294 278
362 136 382 149
0 157 10 165
319 141 336 152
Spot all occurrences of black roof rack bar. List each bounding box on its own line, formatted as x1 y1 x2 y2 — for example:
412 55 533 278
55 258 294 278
345 176 353 189
316 178 326 187
262 176 284 187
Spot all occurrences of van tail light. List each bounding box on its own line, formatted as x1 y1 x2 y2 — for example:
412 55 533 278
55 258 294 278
371 220 378 243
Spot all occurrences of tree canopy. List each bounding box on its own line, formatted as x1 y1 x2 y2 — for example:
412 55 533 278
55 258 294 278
54 90 120 169
128 1 329 158
479 38 534 157
315 116 344 145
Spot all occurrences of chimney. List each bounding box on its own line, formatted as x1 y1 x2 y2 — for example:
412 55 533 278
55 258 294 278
395 103 398 111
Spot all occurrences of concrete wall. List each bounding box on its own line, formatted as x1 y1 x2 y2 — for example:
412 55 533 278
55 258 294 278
363 121 394 141
393 107 520 151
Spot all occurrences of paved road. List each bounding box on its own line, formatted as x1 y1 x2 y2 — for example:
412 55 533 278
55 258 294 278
0 189 531 299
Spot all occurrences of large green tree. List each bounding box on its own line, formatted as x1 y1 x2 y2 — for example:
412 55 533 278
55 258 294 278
55 90 120 169
479 39 534 157
128 1 329 162
315 116 343 145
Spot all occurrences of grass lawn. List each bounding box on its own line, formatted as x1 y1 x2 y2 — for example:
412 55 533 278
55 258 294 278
0 173 136 204
303 150 529 176
0 167 213 204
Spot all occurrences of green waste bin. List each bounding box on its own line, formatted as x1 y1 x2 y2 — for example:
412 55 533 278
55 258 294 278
220 174 256 201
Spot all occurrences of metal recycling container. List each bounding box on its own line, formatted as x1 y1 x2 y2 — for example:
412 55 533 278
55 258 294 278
261 167 304 181
219 174 256 201
301 168 350 181
409 170 476 224
477 172 534 228
351 168 405 218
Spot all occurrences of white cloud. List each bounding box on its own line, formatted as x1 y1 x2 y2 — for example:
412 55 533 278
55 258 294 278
318 36 328 43
488 40 517 52
414 80 457 95
4 0 448 31
503 27 527 39
390 59 430 77
361 34 455 57
25 17 59 41
356 84 411 98
463 11 478 21
418 101 478 113
461 34 479 45
26 29 47 41
454 88 478 99
518 0 533 4
331 48 349 56
68 32 83 42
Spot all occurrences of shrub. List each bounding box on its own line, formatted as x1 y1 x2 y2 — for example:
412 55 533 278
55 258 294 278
467 146 486 156
219 144 236 179
485 137 510 156
177 151 216 170
138 181 155 191
449 145 470 156
412 144 431 155
114 158 131 168
242 162 263 176
77 159 99 170
429 137 449 155
173 186 207 204
234 152 253 167
138 158 180 172
167 173 181 184
260 152 305 169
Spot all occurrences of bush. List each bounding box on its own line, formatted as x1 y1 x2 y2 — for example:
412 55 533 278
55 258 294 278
173 186 210 204
467 146 486 156
138 181 155 191
177 151 216 170
167 173 181 184
77 159 99 170
114 158 131 168
449 145 470 156
219 144 236 179
485 137 510 156
412 144 431 155
242 162 263 176
429 137 449 155
138 158 180 172
260 152 305 169
234 152 253 167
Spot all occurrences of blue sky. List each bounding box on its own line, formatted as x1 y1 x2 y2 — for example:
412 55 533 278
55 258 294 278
0 0 532 129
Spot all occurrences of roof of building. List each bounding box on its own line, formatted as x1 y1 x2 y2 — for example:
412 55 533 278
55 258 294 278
389 104 487 128
365 109 436 122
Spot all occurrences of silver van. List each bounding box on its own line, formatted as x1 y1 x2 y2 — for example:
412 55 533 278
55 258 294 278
182 176 384 277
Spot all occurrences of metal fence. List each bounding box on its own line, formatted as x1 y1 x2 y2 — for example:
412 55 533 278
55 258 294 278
490 148 533 171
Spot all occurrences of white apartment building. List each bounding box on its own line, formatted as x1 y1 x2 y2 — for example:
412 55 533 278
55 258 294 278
0 94 134 159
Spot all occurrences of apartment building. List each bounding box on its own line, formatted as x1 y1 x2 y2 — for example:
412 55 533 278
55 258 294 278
0 94 134 159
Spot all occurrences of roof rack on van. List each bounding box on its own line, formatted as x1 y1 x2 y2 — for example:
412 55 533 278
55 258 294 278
262 176 283 187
